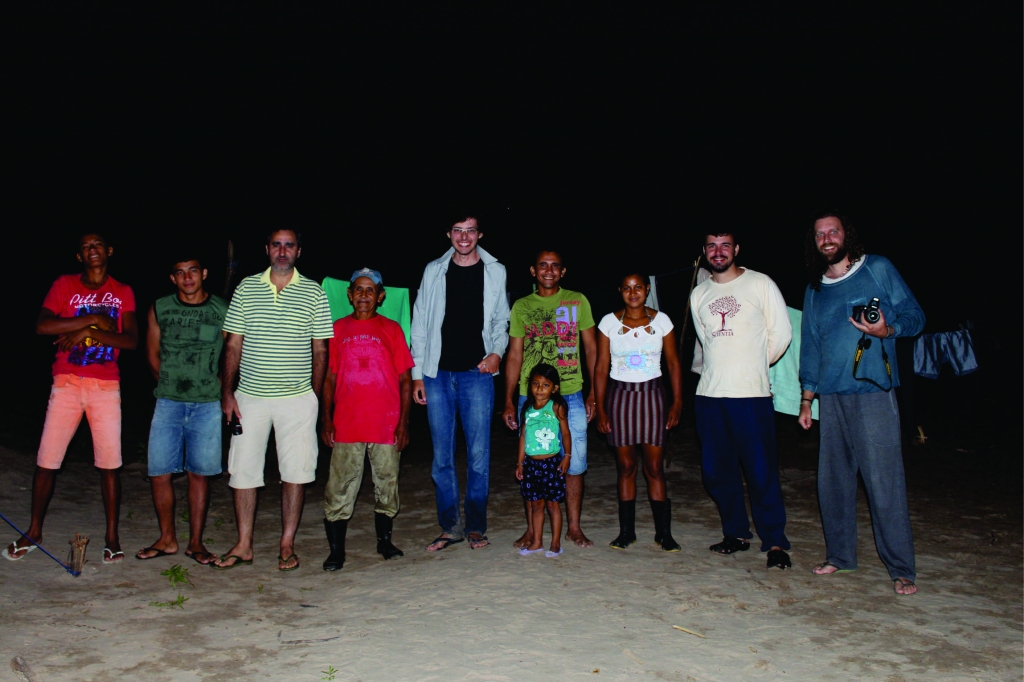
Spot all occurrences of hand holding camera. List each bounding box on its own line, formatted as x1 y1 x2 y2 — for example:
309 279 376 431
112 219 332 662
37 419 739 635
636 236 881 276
849 297 891 338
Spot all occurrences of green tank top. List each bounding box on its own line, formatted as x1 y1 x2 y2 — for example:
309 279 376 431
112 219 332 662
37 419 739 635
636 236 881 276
153 293 228 402
524 400 561 457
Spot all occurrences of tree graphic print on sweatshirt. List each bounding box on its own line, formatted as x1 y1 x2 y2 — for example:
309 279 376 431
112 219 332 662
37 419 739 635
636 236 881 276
708 296 741 337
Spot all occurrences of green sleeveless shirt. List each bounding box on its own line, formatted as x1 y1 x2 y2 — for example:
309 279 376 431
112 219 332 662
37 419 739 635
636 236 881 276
523 400 561 457
153 293 228 402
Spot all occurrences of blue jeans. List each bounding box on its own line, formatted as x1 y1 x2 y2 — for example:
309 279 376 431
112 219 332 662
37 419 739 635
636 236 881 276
147 399 223 477
818 391 915 581
694 396 790 551
424 370 494 537
517 391 588 475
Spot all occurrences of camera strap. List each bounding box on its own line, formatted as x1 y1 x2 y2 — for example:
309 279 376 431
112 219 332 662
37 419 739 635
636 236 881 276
852 332 892 392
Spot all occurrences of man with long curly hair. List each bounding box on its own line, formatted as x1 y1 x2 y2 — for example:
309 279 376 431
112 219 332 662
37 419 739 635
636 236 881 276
797 211 925 595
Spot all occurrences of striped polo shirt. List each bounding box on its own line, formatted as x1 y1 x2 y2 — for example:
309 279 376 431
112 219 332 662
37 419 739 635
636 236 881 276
224 267 334 398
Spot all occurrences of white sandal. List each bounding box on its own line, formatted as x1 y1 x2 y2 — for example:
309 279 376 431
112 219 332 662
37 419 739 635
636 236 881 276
2 540 38 561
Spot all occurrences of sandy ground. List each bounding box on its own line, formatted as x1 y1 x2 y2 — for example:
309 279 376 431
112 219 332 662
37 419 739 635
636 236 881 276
0 412 1021 682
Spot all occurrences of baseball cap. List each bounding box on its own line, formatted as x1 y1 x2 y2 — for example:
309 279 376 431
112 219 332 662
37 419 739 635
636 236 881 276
350 267 383 285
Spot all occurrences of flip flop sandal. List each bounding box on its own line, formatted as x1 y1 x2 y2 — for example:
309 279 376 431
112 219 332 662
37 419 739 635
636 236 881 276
709 537 750 554
2 541 38 561
425 535 464 552
893 577 917 595
468 534 490 549
545 548 564 558
102 548 125 564
211 555 253 570
278 554 300 571
813 561 855 575
518 547 545 556
766 549 792 570
184 550 217 565
135 547 173 561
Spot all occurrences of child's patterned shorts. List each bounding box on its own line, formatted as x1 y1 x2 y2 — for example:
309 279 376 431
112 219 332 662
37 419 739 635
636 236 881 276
519 455 566 502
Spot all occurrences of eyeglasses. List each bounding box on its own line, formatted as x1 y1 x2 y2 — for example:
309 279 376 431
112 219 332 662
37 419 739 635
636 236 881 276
451 228 479 236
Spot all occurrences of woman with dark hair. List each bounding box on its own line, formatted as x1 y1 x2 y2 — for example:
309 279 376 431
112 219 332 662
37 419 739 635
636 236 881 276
595 272 684 551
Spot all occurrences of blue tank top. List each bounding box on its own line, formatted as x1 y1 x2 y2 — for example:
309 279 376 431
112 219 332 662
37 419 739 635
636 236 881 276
524 400 561 457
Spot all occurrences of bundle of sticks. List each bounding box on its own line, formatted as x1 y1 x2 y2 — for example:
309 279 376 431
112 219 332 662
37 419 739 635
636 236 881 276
68 533 89 575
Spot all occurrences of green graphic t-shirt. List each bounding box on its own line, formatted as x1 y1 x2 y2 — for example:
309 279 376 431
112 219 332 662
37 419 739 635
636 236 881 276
509 288 594 396
153 293 228 402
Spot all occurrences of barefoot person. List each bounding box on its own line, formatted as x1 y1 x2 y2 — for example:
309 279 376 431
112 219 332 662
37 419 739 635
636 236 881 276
320 269 414 570
594 272 684 552
691 230 794 570
515 364 571 558
213 229 333 571
136 256 227 565
798 212 924 595
503 250 597 549
411 213 510 552
4 233 137 565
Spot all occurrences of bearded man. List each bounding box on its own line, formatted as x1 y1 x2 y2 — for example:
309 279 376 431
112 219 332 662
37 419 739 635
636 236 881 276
797 211 925 595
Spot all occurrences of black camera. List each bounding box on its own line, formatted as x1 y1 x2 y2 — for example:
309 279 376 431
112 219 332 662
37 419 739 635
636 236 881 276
228 413 243 436
852 297 881 324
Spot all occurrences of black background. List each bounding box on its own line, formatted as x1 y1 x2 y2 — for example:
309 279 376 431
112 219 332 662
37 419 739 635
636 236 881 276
3 5 1020 451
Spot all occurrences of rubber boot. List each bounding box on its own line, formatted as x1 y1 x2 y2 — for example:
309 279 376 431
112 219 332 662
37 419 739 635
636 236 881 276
374 513 404 560
650 499 681 552
609 500 637 549
323 518 347 571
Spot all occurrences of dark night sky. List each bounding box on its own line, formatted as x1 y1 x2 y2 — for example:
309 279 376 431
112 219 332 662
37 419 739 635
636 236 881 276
4 6 1021 406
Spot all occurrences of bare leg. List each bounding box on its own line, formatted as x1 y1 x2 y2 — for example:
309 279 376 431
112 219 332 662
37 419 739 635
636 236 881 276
136 474 178 558
5 467 58 558
279 482 304 570
640 445 667 502
214 487 257 567
527 500 545 551
546 500 562 553
513 497 533 548
565 474 593 548
99 468 121 554
184 473 216 563
615 446 638 501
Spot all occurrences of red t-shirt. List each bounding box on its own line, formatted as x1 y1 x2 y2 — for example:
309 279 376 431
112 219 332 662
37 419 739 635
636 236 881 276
329 315 414 444
42 274 136 381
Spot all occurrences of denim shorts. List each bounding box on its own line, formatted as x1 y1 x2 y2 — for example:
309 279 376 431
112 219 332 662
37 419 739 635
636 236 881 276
147 399 223 477
518 390 588 475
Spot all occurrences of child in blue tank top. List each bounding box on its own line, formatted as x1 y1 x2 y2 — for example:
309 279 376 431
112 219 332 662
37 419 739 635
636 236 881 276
516 363 572 557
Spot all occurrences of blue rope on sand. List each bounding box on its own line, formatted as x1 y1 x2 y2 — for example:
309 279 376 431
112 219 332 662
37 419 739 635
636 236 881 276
0 510 81 576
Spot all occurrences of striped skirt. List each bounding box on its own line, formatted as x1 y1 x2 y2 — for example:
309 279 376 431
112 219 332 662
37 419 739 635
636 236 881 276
605 377 665 447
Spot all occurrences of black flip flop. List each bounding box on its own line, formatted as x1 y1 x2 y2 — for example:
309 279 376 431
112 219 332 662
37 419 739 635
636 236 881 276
135 547 172 561
709 537 750 554
425 535 464 552
766 548 792 570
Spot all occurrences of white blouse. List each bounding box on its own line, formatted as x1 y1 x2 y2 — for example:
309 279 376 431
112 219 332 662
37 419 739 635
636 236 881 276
598 311 674 382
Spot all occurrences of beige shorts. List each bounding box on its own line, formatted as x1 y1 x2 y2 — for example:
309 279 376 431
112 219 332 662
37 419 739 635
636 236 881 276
227 391 318 488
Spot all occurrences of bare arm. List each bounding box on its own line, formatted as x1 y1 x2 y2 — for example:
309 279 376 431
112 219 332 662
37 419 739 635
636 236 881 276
395 369 412 451
515 425 527 481
555 402 572 475
51 309 139 353
594 330 612 434
221 332 243 421
311 338 328 399
661 328 684 429
146 305 161 381
502 336 525 429
798 389 816 430
581 326 598 421
37 307 115 336
320 365 336 448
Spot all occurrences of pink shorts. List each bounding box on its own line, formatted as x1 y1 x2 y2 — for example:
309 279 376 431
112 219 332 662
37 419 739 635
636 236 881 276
37 374 122 470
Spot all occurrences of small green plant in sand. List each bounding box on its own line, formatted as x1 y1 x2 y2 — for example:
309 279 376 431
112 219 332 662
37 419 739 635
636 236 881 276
321 666 338 681
150 595 189 609
300 587 314 592
257 584 264 594
214 518 225 529
179 510 190 523
126 509 133 520
161 564 193 589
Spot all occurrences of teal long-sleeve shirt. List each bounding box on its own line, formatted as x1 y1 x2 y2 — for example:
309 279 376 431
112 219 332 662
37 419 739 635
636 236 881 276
799 255 925 396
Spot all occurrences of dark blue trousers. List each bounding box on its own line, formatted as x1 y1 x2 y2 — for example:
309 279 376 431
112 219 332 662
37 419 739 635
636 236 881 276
694 396 790 551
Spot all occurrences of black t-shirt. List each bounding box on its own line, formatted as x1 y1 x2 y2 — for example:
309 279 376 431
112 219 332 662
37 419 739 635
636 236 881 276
438 259 486 372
